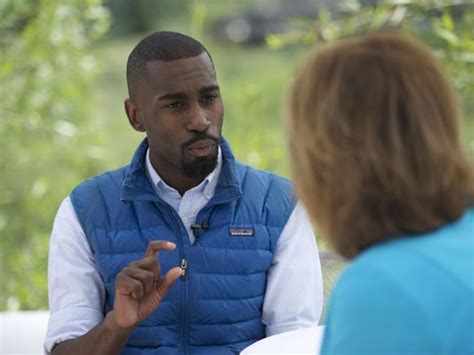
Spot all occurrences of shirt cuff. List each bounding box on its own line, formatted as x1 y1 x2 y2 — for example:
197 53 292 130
44 307 104 354
266 321 318 337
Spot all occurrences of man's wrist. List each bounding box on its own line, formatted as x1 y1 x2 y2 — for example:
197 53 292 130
103 311 135 337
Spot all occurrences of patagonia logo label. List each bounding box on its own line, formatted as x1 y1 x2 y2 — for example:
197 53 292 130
229 227 255 237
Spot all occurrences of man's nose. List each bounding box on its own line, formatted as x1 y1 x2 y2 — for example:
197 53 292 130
185 103 211 132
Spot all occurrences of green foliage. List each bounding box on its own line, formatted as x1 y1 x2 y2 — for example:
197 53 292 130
0 0 110 310
266 0 474 151
3 0 473 311
104 0 188 36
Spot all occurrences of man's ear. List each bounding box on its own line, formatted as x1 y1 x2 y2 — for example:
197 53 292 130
124 98 146 132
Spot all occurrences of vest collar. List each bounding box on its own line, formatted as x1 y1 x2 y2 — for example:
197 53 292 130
121 138 242 203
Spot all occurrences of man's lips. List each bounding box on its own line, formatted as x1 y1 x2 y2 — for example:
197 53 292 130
186 139 217 150
185 139 217 157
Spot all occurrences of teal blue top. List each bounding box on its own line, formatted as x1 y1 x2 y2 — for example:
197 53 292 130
321 207 474 354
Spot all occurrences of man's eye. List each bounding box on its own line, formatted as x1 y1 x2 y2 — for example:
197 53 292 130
202 94 217 103
165 102 182 109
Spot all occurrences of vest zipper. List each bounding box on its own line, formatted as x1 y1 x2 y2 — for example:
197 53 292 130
157 204 189 354
180 258 188 278
181 257 189 355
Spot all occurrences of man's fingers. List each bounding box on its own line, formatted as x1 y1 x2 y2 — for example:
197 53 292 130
165 267 183 284
121 267 155 294
115 273 145 299
125 241 177 281
156 267 182 299
130 256 159 272
144 240 176 258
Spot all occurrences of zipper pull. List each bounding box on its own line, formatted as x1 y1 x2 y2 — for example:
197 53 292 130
180 258 188 279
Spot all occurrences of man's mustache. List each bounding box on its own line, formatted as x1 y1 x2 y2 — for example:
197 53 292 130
182 133 219 149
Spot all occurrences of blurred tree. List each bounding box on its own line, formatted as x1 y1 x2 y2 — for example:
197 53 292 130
104 0 191 36
104 0 158 35
0 0 109 310
267 0 474 150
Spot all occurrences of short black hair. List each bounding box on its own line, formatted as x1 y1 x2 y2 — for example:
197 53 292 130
126 31 212 98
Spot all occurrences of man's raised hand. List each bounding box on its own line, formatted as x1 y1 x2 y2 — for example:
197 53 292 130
107 240 182 330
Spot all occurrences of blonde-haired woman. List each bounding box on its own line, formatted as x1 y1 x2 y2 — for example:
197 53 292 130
288 31 474 353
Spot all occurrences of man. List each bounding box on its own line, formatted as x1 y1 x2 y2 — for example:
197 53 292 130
45 31 322 355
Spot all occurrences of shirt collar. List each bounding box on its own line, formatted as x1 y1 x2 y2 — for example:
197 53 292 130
145 147 222 200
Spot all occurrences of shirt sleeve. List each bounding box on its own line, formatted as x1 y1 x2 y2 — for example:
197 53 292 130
44 197 105 354
262 202 323 336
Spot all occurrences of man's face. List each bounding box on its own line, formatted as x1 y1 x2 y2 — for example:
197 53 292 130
126 53 224 181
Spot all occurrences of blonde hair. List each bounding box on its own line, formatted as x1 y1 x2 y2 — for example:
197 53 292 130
288 31 474 259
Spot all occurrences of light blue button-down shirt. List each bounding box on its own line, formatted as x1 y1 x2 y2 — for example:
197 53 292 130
45 148 323 353
145 148 222 244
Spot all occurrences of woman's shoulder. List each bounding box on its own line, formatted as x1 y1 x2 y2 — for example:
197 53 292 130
322 210 474 353
342 206 474 291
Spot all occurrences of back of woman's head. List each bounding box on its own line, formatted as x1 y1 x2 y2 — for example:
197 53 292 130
288 30 474 259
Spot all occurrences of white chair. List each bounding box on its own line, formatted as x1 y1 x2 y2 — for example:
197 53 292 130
241 326 325 354
0 311 49 355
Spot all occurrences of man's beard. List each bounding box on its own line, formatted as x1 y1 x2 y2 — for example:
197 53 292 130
181 133 220 179
182 153 218 178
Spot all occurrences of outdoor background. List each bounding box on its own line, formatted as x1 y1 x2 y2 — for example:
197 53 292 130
1 0 473 311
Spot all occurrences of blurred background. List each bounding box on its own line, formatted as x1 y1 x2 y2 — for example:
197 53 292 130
1 0 473 311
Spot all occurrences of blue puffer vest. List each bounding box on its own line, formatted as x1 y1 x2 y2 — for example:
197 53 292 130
70 138 295 355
